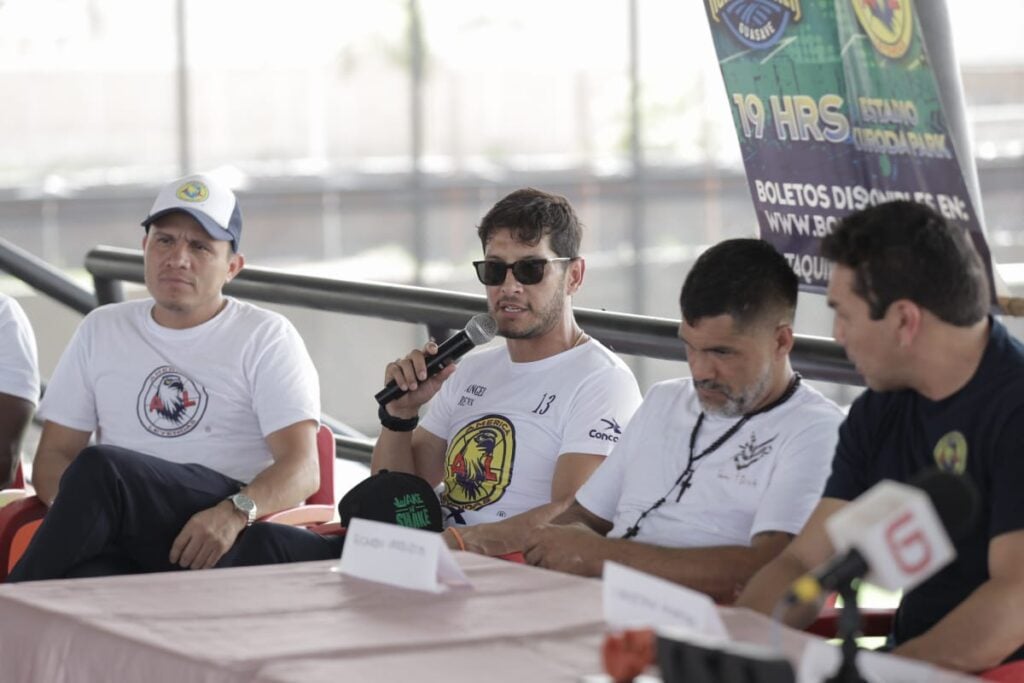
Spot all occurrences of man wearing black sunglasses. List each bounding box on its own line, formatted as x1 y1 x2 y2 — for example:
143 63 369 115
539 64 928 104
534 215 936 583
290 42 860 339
372 188 643 556
522 239 844 603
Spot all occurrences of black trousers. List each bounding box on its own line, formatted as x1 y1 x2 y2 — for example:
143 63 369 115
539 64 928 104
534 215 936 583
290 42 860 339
8 445 243 582
219 522 344 567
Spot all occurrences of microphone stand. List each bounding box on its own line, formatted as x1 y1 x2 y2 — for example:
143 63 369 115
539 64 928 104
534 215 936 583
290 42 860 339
825 579 868 683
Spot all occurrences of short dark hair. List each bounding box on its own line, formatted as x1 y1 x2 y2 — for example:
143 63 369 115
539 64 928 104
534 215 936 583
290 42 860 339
821 201 989 325
680 239 798 329
477 188 582 257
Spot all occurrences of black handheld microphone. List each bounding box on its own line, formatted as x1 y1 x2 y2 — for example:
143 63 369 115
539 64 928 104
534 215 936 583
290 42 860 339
785 468 978 605
374 313 497 406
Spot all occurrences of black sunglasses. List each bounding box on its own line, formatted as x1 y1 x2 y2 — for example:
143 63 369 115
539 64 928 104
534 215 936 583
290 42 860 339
472 257 575 286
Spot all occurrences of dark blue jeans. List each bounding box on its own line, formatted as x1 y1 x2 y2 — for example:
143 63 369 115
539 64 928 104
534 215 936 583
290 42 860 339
219 522 344 567
8 445 243 582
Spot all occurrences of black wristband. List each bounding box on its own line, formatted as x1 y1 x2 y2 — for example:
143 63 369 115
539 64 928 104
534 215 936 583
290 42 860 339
378 403 419 432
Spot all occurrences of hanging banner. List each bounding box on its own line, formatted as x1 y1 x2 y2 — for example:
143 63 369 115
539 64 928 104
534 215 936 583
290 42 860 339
704 0 995 294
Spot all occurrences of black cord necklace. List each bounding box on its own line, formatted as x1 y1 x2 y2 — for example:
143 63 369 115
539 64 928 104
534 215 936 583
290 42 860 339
620 373 802 540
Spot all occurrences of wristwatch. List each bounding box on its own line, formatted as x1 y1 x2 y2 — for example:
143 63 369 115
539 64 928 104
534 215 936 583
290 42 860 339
228 492 257 527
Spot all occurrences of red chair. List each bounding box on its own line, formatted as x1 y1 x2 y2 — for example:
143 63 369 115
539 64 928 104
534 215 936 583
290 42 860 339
260 424 336 525
982 661 1024 682
0 424 337 581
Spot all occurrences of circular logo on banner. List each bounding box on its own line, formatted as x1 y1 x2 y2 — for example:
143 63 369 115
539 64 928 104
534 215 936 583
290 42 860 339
707 0 803 51
176 180 209 203
136 366 208 437
933 430 968 475
850 0 914 59
442 415 515 511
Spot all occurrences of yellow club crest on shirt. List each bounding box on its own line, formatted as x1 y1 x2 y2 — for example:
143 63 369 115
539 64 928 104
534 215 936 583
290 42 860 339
443 414 515 511
933 430 967 475
176 181 209 203
850 0 915 60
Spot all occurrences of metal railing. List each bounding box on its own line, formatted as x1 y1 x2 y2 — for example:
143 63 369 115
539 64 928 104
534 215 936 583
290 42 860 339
0 238 97 315
0 238 862 464
85 246 859 384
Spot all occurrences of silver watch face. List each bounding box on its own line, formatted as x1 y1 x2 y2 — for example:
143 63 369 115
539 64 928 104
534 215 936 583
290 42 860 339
230 493 256 515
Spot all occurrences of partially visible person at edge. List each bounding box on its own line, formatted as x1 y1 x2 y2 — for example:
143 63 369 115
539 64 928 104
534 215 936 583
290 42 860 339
7 173 321 582
0 293 40 489
523 239 843 603
220 187 642 566
738 200 1024 672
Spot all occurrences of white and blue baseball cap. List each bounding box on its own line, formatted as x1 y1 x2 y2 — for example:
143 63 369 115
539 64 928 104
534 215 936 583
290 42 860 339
141 173 243 252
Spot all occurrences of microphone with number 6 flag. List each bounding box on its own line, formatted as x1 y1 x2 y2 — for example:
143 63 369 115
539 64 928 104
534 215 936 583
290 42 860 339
374 314 497 406
785 469 978 605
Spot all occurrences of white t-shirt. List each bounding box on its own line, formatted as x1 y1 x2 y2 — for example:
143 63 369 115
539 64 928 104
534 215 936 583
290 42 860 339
577 378 843 547
420 340 642 525
0 294 40 406
39 298 321 483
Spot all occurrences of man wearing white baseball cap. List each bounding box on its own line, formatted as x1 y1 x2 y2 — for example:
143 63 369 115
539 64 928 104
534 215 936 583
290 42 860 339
142 174 243 252
8 173 322 581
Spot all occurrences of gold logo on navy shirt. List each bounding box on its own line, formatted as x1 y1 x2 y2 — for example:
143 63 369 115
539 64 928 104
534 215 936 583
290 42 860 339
933 430 967 475
443 415 515 511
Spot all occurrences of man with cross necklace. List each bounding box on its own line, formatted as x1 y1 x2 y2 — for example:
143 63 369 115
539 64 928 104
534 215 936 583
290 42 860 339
524 238 845 603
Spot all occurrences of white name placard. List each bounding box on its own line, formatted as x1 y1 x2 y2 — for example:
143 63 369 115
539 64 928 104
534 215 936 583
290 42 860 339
602 561 729 639
336 518 471 593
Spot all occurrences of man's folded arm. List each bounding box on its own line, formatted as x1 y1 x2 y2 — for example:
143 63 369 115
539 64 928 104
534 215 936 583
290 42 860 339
528 522 794 603
736 497 846 625
171 419 320 570
31 420 92 506
371 426 448 485
0 392 34 488
550 498 615 532
241 419 321 515
892 528 1024 672
455 452 607 556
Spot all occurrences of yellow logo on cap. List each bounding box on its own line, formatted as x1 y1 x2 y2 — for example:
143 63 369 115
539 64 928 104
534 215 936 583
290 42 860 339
176 181 209 203
850 0 914 60
933 430 967 475
443 415 515 511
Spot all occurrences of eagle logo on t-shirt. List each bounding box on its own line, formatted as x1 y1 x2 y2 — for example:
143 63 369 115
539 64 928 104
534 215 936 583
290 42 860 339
442 415 515 512
136 366 209 438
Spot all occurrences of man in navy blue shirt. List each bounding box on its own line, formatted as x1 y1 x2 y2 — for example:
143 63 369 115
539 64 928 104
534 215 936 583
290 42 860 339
738 200 1024 673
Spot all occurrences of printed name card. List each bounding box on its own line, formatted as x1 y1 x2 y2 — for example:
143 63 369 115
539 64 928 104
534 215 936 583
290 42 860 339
337 518 471 593
602 561 729 639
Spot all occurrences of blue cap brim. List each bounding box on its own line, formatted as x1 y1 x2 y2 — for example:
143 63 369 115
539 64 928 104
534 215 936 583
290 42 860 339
142 208 238 251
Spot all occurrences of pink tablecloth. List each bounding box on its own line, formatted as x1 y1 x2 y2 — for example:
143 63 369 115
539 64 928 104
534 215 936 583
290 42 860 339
0 554 608 683
0 553 979 682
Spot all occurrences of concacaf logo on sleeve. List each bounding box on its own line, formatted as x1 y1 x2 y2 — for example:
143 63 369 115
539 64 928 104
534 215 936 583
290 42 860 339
442 415 515 511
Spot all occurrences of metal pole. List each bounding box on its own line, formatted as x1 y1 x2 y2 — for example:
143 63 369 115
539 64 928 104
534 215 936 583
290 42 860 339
628 0 648 385
175 0 191 175
409 0 426 287
93 276 125 306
